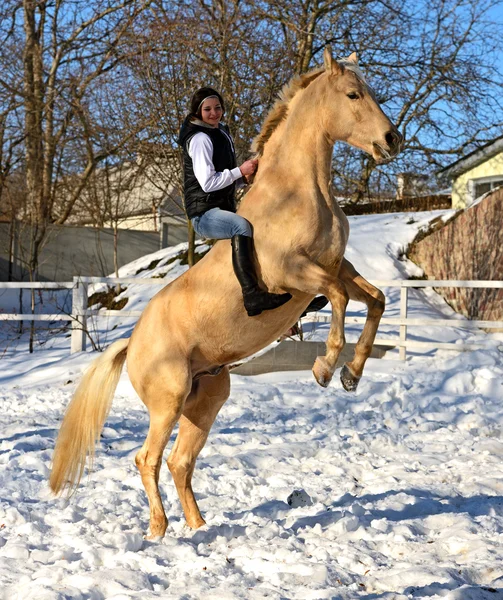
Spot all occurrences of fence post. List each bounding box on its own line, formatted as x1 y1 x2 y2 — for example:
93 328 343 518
399 284 408 361
71 277 89 354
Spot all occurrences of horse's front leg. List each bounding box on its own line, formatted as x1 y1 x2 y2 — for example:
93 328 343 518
283 260 348 388
338 258 385 391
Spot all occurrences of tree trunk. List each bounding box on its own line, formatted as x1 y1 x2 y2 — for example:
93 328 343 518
113 224 121 294
187 219 196 267
8 219 18 281
350 157 376 204
23 0 48 285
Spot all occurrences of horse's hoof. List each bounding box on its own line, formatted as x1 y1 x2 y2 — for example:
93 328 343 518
187 517 206 530
313 356 333 388
145 533 164 542
145 518 168 540
340 364 360 392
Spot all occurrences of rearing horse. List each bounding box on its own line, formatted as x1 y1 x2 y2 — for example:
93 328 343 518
50 49 402 538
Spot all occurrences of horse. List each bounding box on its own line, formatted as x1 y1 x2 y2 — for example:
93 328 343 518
50 48 403 538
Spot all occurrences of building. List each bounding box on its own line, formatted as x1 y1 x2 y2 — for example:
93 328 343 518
0 153 191 281
68 153 190 247
437 136 503 209
396 172 430 200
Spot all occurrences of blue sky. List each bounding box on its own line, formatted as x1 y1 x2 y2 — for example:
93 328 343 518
489 2 503 63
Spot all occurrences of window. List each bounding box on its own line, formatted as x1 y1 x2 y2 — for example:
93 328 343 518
472 177 503 202
474 181 492 198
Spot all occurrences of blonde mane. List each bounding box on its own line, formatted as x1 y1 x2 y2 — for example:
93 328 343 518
251 68 325 156
251 61 367 157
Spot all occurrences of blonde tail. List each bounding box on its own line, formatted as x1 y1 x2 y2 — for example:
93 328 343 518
50 338 130 495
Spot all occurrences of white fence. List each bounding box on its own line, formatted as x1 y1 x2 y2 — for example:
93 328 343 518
1 277 502 360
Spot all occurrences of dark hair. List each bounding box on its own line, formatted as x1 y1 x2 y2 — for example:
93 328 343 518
190 87 225 119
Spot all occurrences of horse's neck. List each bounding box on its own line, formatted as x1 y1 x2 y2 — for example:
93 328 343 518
260 101 335 209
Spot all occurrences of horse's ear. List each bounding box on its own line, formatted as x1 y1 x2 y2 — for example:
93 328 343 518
323 46 333 70
324 46 343 75
347 52 359 65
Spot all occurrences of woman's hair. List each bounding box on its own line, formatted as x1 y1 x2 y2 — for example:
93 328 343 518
190 87 225 119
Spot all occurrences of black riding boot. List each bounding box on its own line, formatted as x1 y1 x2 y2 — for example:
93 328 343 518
231 235 292 317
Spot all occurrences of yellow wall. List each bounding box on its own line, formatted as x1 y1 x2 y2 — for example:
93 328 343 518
451 150 503 208
111 215 158 232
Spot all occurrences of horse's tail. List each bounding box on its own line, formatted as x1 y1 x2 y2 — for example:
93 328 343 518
50 338 130 496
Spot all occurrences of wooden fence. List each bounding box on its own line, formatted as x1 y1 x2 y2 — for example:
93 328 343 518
1 277 502 360
341 194 451 216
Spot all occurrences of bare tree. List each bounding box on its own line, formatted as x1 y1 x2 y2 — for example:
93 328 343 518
120 5 197 262
242 0 503 203
0 0 154 351
82 157 149 280
126 0 293 263
249 0 376 75
331 0 503 202
0 0 153 282
0 89 24 280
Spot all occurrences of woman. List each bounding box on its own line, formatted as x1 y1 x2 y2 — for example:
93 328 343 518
178 86 292 317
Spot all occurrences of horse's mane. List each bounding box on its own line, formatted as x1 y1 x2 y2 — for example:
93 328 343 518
251 67 324 156
251 61 365 157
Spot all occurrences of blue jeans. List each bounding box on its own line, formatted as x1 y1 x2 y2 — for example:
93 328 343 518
192 208 252 239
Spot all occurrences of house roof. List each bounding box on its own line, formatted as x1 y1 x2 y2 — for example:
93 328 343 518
437 135 503 179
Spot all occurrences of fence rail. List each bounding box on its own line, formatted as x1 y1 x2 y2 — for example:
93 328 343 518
1 277 502 360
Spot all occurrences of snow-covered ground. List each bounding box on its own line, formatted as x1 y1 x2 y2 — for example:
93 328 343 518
1 211 502 600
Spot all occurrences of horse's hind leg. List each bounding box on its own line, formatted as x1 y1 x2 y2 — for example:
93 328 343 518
338 258 385 391
168 368 230 529
134 362 191 539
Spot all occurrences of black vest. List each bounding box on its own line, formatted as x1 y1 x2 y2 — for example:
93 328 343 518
178 118 237 219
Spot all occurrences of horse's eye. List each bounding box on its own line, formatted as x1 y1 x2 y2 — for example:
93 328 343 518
347 92 359 100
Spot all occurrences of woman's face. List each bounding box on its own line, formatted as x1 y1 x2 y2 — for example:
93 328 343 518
200 97 223 127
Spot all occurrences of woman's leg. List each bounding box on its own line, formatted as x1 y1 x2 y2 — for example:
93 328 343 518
192 208 251 239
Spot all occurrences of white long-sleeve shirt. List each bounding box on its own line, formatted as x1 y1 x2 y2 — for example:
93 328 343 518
188 130 243 193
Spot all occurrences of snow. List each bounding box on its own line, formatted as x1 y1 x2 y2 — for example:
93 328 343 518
1 210 502 599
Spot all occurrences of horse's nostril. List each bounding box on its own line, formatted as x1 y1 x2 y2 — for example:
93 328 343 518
385 131 396 147
385 129 403 152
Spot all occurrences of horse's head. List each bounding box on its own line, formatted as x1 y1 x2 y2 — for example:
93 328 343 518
321 47 403 163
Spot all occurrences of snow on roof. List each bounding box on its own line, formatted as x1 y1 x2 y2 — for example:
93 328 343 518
437 135 503 179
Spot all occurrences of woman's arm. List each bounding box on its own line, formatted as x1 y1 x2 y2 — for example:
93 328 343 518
188 133 242 193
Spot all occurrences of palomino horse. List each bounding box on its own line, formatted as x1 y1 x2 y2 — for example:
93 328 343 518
50 48 402 538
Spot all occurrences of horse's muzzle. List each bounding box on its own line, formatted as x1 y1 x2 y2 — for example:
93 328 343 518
373 128 403 162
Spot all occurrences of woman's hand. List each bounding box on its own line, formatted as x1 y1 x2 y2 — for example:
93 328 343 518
239 159 258 178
